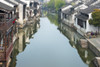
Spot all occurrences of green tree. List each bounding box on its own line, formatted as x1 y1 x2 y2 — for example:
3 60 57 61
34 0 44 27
47 0 65 11
47 0 55 9
89 9 100 33
55 0 65 11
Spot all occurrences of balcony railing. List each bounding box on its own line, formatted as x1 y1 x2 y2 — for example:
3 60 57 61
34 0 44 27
0 46 5 61
0 47 4 52
0 42 13 61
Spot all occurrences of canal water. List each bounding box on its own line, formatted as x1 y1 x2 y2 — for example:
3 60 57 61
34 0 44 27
9 14 95 67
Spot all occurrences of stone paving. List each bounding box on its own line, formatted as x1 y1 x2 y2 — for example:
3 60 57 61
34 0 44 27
87 38 100 52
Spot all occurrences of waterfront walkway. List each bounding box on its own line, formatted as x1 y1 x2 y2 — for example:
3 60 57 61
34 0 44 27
87 38 100 56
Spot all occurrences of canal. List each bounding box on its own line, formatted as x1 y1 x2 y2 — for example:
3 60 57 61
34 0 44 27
9 13 95 67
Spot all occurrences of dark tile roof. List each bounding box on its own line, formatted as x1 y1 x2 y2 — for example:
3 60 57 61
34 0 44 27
60 4 71 9
70 0 78 4
85 0 97 6
62 9 72 15
15 0 26 5
95 3 100 7
0 2 14 12
73 2 83 8
76 13 88 21
80 6 100 14
5 0 18 7
34 1 39 4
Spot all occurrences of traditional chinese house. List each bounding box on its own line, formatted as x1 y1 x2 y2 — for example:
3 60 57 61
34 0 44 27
0 2 16 65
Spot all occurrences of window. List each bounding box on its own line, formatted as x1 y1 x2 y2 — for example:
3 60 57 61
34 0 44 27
78 19 84 28
77 19 87 29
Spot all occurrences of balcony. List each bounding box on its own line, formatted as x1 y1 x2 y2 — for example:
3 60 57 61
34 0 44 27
0 16 16 31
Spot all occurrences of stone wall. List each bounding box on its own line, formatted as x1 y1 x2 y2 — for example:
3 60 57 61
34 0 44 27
88 41 100 57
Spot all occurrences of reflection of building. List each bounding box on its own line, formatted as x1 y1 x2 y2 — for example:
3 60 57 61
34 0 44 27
18 30 25 53
59 23 74 42
25 27 30 44
58 23 95 67
8 21 40 67
0 20 40 67
17 20 40 52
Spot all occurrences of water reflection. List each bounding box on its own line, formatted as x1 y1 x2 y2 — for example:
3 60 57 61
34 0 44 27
47 13 59 26
9 22 40 67
58 22 96 67
1 13 96 67
47 13 96 67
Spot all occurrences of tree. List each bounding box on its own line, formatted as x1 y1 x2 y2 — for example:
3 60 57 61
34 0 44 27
47 0 55 9
55 0 65 11
89 9 100 33
47 0 65 11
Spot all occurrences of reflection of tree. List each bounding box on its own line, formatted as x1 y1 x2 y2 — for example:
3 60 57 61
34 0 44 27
47 13 59 26
76 44 95 67
58 23 95 67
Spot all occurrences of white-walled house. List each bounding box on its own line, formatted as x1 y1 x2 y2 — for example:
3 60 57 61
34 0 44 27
74 6 100 36
59 0 98 28
59 4 73 20
9 0 27 28
20 0 33 18
61 8 74 26
20 0 30 8
69 0 97 28
70 3 88 26
59 2 88 27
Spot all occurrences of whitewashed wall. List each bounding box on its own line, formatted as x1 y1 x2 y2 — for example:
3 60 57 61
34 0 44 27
86 13 100 32
10 0 26 25
21 0 30 7
19 4 24 24
86 20 100 32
